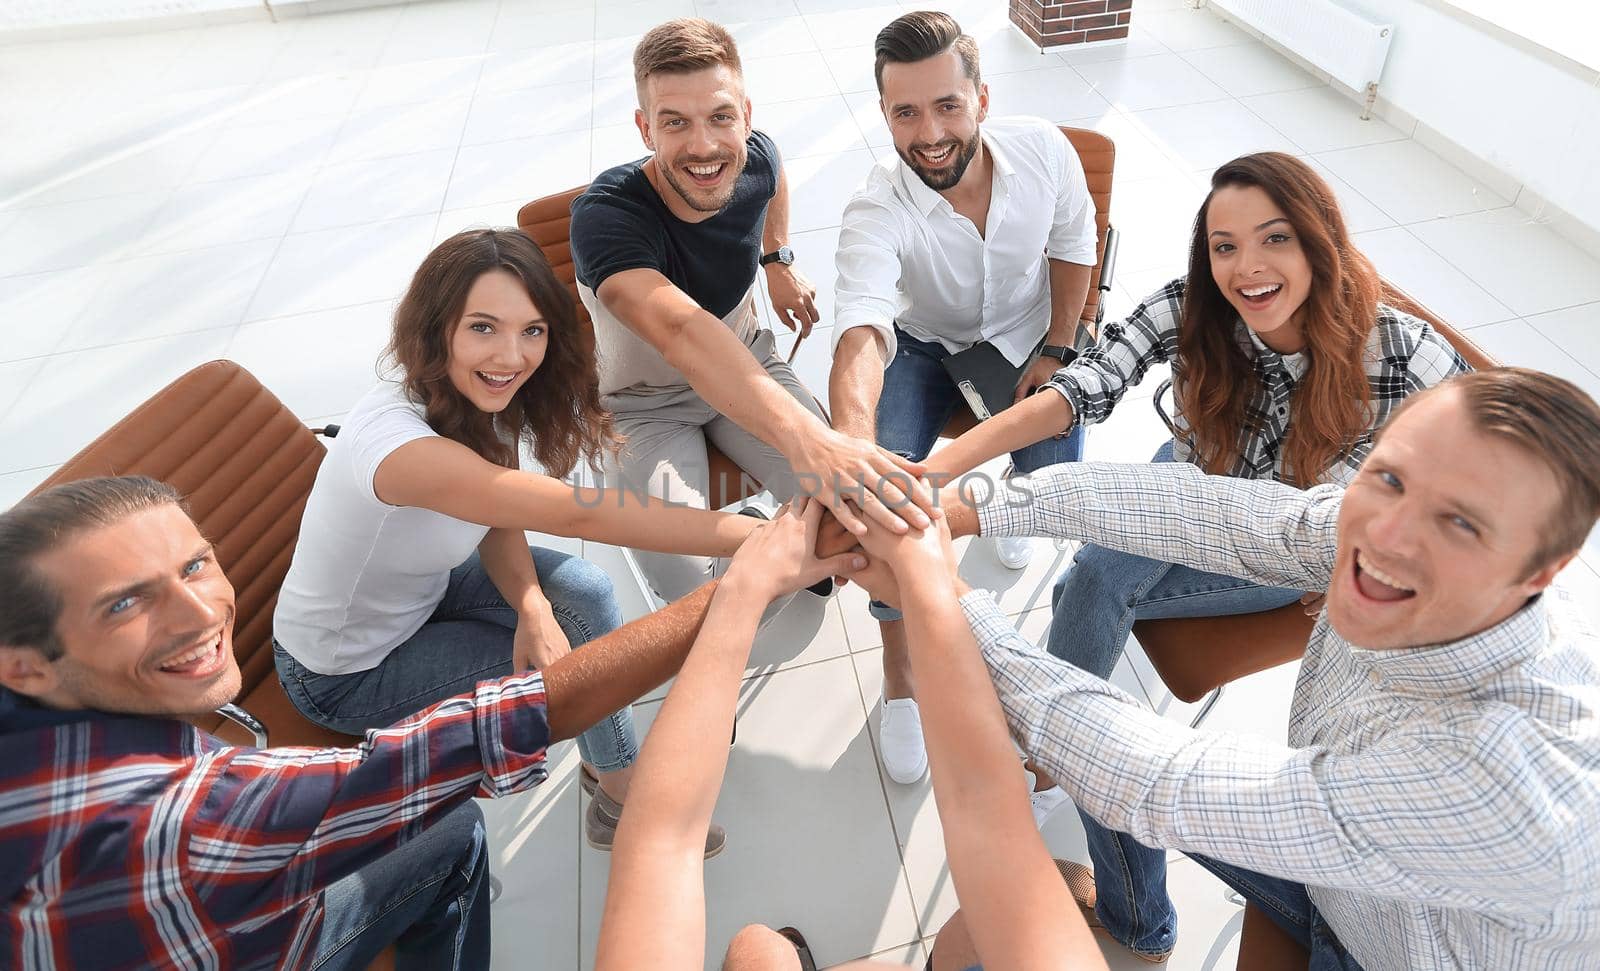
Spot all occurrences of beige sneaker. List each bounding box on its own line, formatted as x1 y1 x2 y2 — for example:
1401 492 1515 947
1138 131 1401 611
584 775 727 859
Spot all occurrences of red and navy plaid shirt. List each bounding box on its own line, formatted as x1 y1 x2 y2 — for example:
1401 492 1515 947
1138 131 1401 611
0 672 550 970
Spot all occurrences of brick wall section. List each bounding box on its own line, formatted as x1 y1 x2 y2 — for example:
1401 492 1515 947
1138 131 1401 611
1009 0 1132 47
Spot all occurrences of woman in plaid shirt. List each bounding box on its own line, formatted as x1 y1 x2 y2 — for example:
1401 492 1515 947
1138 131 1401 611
926 152 1469 963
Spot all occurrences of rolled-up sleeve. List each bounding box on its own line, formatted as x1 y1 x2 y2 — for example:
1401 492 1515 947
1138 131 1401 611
833 187 905 364
1041 279 1184 431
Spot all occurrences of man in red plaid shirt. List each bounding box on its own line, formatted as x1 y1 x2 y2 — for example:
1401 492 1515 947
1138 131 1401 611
0 475 859 970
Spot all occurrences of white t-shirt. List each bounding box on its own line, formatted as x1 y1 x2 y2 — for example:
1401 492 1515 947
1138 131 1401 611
832 115 1100 367
274 381 493 675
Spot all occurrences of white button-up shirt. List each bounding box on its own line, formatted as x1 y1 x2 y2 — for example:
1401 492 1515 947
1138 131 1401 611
831 115 1099 367
972 462 1600 970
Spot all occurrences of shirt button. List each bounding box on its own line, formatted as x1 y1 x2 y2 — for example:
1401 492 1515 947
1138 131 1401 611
1277 407 1286 415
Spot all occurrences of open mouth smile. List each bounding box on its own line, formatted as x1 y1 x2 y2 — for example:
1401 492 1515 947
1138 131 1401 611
475 370 520 393
915 142 956 167
1352 549 1417 603
1237 281 1283 310
157 630 228 678
682 160 728 186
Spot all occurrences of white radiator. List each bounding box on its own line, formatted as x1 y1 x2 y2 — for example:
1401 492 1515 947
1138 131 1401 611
1209 0 1394 100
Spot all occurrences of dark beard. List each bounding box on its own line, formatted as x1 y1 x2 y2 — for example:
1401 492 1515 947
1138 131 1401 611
899 130 981 191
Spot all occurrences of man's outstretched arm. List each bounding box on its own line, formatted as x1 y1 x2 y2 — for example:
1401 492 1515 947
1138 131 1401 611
598 269 936 536
543 504 868 739
169 580 726 932
931 462 1339 591
542 580 717 742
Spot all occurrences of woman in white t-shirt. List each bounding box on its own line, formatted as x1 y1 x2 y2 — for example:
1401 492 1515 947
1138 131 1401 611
274 229 763 856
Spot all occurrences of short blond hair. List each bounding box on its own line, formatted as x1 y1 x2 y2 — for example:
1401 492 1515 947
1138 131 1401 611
1386 368 1600 573
633 18 743 105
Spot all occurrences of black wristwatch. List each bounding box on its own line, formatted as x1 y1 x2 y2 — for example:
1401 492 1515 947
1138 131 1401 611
759 245 795 267
1039 343 1076 364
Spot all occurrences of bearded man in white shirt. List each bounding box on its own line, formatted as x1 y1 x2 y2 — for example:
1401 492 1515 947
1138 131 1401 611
828 10 1099 786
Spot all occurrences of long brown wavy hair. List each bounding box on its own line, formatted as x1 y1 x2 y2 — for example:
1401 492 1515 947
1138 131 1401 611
386 229 615 475
1175 152 1379 486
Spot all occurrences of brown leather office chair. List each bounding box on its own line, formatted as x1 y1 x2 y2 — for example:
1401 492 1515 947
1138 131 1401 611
29 360 361 750
517 186 758 511
940 125 1119 441
1131 284 1499 721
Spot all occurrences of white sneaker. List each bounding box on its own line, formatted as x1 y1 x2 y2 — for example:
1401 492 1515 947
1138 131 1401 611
879 697 929 784
995 535 1034 570
1026 771 1071 828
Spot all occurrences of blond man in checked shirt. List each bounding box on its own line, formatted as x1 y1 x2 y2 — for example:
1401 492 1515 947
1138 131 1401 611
847 367 1600 970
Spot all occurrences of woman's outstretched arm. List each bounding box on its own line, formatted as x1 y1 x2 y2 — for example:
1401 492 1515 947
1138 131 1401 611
375 436 761 557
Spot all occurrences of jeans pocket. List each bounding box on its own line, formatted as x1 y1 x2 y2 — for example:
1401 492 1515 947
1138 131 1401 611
275 643 354 724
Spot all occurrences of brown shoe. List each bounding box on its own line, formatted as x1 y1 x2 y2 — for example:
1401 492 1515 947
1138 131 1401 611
585 777 727 859
1053 859 1172 964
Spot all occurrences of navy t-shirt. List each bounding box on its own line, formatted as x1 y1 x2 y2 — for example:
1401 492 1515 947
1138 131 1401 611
570 129 779 320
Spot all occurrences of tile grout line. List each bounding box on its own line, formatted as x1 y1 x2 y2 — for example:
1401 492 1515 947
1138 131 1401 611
1353 220 1518 319
227 63 377 345
842 648 937 946
420 0 496 245
1395 214 1578 326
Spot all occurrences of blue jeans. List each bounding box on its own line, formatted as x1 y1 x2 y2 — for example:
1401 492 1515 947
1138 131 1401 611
869 326 1087 621
276 546 638 772
1047 441 1302 958
310 800 491 970
944 859 1362 971
1189 855 1366 970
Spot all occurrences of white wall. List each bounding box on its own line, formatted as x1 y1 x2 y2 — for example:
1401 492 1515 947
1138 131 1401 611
1346 0 1600 233
0 0 398 38
0 1 254 31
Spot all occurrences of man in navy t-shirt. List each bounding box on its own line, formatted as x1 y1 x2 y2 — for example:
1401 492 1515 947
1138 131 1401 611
569 17 936 604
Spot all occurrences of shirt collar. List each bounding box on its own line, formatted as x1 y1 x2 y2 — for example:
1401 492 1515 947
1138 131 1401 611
0 686 120 734
895 125 1016 218
1347 595 1553 697
1241 320 1309 379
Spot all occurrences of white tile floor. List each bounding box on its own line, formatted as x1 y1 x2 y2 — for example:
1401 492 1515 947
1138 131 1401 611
3 0 1600 968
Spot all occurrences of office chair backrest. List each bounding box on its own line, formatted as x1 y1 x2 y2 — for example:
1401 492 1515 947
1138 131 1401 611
1063 126 1116 336
28 361 334 743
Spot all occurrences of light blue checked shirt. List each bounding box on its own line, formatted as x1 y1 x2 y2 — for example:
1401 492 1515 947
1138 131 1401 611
970 462 1600 970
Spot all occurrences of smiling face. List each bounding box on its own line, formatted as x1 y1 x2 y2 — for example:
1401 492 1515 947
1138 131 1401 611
880 49 986 192
636 65 751 217
445 268 549 414
1327 387 1568 650
14 504 241 717
1205 184 1313 354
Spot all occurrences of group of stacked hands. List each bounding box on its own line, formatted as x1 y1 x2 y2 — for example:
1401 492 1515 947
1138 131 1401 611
2 9 1599 971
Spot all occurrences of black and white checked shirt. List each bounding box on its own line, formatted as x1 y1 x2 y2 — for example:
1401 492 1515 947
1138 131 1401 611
1044 278 1470 485
972 463 1600 969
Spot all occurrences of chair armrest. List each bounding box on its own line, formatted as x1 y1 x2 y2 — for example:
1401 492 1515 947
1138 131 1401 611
215 703 269 748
